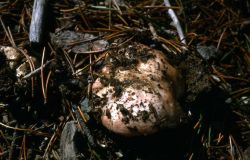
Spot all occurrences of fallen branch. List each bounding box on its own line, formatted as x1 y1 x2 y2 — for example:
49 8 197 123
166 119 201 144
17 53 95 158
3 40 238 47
22 60 52 80
29 0 48 44
164 0 186 45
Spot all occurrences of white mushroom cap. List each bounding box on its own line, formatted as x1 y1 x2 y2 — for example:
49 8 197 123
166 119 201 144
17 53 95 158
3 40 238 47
93 43 184 136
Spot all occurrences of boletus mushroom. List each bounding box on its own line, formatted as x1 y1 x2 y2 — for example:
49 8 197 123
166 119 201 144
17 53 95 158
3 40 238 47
92 42 184 136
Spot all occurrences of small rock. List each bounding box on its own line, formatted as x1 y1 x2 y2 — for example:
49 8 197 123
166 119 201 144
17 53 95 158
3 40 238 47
196 44 218 61
0 46 22 69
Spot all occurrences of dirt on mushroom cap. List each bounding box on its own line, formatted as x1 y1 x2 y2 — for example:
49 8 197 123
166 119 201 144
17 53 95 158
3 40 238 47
92 42 184 136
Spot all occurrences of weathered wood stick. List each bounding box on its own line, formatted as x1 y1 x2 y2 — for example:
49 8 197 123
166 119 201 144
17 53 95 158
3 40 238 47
29 0 48 44
60 121 78 160
22 60 52 80
164 0 186 45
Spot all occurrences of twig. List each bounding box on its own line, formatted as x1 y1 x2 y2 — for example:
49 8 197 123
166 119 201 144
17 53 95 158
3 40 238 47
0 122 49 136
109 0 112 30
41 47 47 104
228 137 233 160
29 0 48 44
163 0 186 45
62 49 75 74
148 22 180 54
43 122 63 159
22 60 52 80
73 105 95 147
0 17 16 47
16 48 36 97
19 135 27 160
7 26 16 47
73 51 107 76
230 87 250 96
77 106 88 123
8 124 18 160
229 135 244 160
74 54 89 68
216 28 227 52
112 0 122 15
76 1 90 29
45 70 52 96
188 153 194 160
88 54 94 99
0 130 10 146
212 65 249 82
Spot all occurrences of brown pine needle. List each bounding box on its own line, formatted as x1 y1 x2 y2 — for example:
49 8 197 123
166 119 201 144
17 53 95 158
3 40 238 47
41 47 47 104
0 122 49 137
77 106 88 123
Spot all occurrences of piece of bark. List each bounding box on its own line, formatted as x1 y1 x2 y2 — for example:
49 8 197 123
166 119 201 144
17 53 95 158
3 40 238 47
29 0 48 44
60 121 79 160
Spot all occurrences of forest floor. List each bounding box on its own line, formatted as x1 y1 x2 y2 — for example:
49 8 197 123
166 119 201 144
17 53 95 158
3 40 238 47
0 0 250 159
